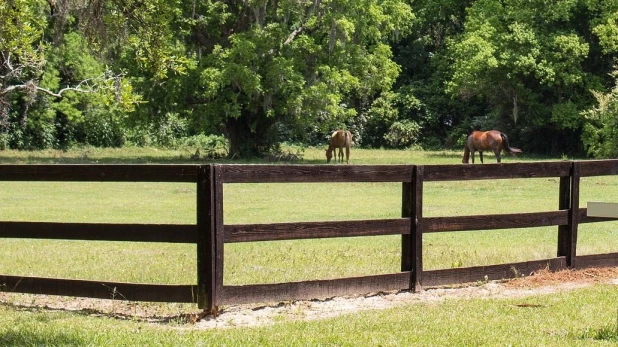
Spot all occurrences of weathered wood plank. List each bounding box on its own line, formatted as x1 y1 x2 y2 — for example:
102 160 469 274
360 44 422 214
196 165 216 311
0 221 196 243
213 166 225 311
567 163 581 267
422 162 571 181
578 159 618 177
575 253 618 269
0 275 197 303
224 219 409 242
221 272 410 305
411 166 423 292
423 257 567 287
557 175 572 259
424 211 568 233
218 164 414 183
0 164 198 182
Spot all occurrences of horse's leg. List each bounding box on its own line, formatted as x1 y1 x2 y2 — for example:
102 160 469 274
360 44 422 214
479 151 484 164
471 149 475 164
345 145 350 164
495 149 501 163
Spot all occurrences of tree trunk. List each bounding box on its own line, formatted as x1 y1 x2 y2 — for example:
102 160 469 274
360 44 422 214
224 109 277 158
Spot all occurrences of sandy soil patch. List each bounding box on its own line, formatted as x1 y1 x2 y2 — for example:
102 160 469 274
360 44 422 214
1 267 618 329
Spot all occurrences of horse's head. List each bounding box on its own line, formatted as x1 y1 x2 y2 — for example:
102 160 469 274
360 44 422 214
325 149 333 163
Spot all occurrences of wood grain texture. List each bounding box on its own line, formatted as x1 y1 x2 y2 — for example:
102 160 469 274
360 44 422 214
423 257 567 287
218 164 414 183
0 221 196 243
578 159 618 177
422 162 571 181
224 219 410 242
0 164 198 182
196 165 216 310
0 275 197 303
424 211 568 233
575 253 618 269
221 272 410 305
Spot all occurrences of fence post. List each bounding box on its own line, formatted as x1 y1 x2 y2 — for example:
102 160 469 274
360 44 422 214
213 165 225 310
412 165 424 291
557 162 580 268
402 165 423 292
196 165 217 313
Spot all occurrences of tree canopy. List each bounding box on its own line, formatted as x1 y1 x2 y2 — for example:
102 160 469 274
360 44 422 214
2 0 618 158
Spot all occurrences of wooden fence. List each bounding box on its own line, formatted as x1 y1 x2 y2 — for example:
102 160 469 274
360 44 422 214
1 161 618 314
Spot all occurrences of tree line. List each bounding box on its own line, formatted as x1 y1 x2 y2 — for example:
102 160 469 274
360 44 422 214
2 0 618 158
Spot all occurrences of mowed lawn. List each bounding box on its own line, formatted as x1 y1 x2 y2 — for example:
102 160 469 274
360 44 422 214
1 147 618 345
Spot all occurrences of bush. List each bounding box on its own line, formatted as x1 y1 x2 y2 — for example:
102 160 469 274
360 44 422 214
178 134 228 158
384 120 421 148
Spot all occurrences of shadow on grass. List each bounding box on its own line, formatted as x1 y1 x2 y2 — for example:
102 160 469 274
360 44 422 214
0 300 203 326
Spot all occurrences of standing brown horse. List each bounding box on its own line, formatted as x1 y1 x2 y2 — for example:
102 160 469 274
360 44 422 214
326 130 352 164
462 130 522 164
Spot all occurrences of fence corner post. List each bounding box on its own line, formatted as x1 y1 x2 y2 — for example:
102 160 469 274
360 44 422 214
196 164 217 313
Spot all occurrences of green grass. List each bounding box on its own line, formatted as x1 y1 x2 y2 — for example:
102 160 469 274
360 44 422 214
1 146 617 344
1 285 618 345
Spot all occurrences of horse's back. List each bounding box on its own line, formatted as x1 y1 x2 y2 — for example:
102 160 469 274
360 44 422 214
469 130 502 150
330 130 348 147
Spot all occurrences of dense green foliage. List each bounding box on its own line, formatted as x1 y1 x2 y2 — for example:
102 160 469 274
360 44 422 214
1 0 618 157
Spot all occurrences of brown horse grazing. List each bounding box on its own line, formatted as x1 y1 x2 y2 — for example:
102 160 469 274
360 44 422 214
462 130 522 164
326 130 352 164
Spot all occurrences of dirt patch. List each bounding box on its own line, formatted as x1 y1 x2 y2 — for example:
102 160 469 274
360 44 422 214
1 267 618 329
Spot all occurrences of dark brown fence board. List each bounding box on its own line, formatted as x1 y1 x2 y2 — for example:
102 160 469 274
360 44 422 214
224 219 410 242
0 221 196 243
578 160 618 177
575 253 618 269
422 162 571 181
557 175 572 258
196 165 216 311
0 275 196 303
218 164 414 183
221 272 410 305
567 163 581 267
0 164 198 182
410 166 423 291
213 166 225 310
423 257 567 287
424 211 568 233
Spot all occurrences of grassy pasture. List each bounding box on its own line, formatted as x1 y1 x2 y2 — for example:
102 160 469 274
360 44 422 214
1 147 618 345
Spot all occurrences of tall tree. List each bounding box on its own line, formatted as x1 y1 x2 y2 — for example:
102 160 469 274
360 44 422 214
444 0 618 154
183 0 415 156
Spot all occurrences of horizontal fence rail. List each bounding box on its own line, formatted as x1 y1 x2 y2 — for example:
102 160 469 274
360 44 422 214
0 164 198 182
1 161 618 313
0 222 196 243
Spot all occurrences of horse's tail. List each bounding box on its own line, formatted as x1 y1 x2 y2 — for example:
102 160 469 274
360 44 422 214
344 131 352 164
500 133 522 155
462 143 470 163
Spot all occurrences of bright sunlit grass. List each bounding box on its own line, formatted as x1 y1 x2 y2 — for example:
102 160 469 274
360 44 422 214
1 146 617 344
1 147 615 286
